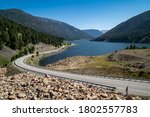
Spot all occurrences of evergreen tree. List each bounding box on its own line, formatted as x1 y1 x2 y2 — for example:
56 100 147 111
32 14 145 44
132 44 136 49
23 48 28 55
129 45 133 49
0 16 64 60
28 46 35 54
10 32 18 49
0 38 3 50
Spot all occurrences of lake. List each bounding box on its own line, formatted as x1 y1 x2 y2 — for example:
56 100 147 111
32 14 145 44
39 40 150 66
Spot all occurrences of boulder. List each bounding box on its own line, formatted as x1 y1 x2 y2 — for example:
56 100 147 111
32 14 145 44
100 93 108 98
126 95 134 100
17 93 26 98
44 93 49 98
111 94 121 100
8 95 16 100
43 78 49 84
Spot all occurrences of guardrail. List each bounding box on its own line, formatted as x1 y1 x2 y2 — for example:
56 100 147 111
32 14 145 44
57 75 116 91
75 80 116 91
14 61 116 91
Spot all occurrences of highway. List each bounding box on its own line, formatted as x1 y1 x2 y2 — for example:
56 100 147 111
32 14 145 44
14 49 150 96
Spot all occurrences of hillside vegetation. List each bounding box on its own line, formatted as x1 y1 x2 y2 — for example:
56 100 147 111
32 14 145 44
0 9 93 40
0 55 9 67
95 10 150 43
0 16 63 51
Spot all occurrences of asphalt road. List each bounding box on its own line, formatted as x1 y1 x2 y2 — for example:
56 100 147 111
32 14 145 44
14 49 150 96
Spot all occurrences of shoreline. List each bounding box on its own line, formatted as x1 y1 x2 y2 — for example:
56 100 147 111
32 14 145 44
26 43 75 67
25 42 150 80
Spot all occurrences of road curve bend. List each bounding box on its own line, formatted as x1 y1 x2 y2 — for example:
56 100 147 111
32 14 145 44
14 50 150 96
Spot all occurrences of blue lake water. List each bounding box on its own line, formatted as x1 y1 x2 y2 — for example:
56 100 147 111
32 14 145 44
39 40 150 66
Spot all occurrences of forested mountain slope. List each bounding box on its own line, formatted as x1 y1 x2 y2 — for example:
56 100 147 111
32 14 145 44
0 16 63 50
0 9 93 40
95 10 150 43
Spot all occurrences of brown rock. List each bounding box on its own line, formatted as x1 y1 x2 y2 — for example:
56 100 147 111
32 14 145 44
100 93 108 98
22 74 28 78
126 95 134 100
8 91 14 95
87 95 98 100
134 96 141 100
21 82 29 87
10 77 15 80
49 91 58 97
111 94 121 100
51 78 56 82
17 93 26 98
8 95 16 100
58 88 63 92
66 95 74 100
76 95 85 100
43 79 49 84
42 88 48 93
44 93 49 98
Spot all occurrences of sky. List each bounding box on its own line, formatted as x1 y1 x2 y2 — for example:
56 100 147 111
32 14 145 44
0 0 150 30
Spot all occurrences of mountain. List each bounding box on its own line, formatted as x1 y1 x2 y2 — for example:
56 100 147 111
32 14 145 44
100 30 108 34
0 16 63 50
82 29 102 38
95 10 150 43
0 9 93 40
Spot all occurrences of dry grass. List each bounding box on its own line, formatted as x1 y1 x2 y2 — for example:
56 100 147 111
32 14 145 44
47 49 150 80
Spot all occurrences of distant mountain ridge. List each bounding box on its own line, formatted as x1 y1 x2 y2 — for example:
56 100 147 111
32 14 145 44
0 9 93 40
101 30 108 34
82 29 103 38
95 10 150 43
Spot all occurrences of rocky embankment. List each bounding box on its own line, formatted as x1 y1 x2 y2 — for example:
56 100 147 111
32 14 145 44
0 69 141 100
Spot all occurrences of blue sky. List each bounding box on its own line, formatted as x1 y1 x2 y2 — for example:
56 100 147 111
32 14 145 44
0 0 150 30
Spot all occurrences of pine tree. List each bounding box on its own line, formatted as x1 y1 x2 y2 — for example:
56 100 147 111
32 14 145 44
0 38 3 50
0 16 64 53
23 48 28 55
2 31 10 45
10 32 18 49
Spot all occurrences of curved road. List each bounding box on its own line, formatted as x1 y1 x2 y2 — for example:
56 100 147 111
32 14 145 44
14 49 150 96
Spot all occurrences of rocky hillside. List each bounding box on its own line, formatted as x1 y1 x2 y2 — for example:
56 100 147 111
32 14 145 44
0 69 140 100
95 10 150 43
0 9 93 40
